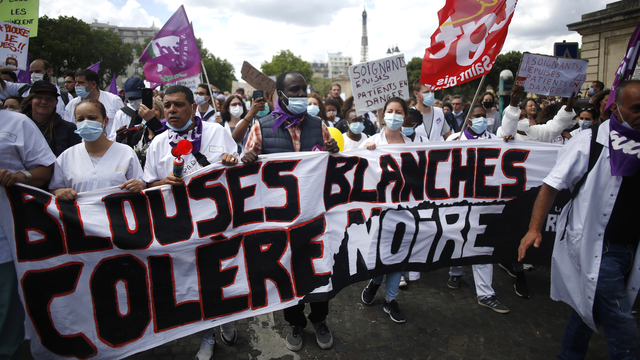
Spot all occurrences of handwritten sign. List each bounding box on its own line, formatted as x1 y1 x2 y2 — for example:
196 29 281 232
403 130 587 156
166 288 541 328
174 72 201 92
349 54 409 116
0 0 39 37
0 20 29 70
515 52 588 97
241 61 276 93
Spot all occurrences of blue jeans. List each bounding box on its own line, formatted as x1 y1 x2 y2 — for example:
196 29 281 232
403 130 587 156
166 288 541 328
558 241 639 360
372 271 402 302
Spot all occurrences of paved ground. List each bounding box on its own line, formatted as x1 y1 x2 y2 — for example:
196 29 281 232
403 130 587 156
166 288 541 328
19 265 639 359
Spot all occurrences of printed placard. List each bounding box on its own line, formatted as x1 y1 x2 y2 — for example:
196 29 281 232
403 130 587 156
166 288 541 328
515 52 588 97
349 54 409 116
0 0 39 37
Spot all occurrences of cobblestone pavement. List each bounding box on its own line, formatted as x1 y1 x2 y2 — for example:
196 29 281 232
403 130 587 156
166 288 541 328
20 266 639 359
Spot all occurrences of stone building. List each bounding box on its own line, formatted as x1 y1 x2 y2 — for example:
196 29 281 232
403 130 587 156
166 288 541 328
568 0 640 93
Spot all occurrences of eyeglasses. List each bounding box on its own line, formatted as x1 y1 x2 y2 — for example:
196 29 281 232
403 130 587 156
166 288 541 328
230 103 243 107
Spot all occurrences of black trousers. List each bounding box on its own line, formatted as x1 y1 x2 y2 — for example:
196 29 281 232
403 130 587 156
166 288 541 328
283 301 329 328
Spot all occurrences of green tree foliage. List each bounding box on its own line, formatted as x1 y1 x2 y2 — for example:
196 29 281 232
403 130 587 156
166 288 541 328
308 77 332 97
406 57 423 97
261 50 313 81
29 15 134 88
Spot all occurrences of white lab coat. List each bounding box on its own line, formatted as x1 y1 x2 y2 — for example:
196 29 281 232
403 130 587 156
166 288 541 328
0 111 56 264
446 129 498 141
497 105 575 143
108 104 138 141
361 129 425 147
143 121 239 183
543 120 640 331
415 106 449 142
64 90 125 131
49 142 144 193
196 104 216 121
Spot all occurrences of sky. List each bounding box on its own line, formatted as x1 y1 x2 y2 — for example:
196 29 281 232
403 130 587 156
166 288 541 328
39 0 611 81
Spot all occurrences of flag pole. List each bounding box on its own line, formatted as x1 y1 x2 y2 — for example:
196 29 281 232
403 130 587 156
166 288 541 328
201 61 217 113
456 75 487 140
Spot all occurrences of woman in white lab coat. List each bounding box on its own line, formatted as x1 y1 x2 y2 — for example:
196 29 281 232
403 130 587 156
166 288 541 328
50 99 145 200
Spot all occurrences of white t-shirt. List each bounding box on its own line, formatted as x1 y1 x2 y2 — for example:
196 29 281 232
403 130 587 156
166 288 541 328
0 110 56 264
361 130 425 147
49 142 144 193
143 121 239 183
64 90 125 130
342 133 368 151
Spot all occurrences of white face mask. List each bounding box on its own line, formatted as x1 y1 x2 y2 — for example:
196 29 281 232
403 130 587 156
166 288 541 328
31 73 44 84
129 99 143 111
194 95 207 106
230 106 243 118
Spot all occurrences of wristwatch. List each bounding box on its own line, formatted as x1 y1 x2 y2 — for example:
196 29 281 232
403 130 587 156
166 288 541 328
19 170 32 185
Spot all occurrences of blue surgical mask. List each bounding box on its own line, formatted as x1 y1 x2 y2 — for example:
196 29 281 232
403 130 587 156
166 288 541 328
74 120 104 141
616 103 633 129
349 122 365 135
579 120 592 129
384 113 404 130
167 119 193 132
194 95 207 106
422 92 434 107
257 103 270 118
307 104 320 116
453 110 463 117
589 88 596 95
283 96 308 115
75 85 91 98
401 126 415 136
470 117 488 134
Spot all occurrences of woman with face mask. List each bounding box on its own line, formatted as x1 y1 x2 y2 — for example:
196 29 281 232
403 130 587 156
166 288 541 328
21 81 82 157
221 95 248 135
231 93 270 152
359 97 423 325
194 84 216 121
307 93 331 127
479 92 501 134
49 99 145 200
361 97 424 150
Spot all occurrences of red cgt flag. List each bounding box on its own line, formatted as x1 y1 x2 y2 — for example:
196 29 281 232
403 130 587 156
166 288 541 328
420 0 518 91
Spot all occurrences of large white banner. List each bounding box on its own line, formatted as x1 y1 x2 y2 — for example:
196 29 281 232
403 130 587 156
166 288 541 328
1 140 565 359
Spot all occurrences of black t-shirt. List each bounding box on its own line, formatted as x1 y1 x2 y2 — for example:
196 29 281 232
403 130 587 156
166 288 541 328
605 169 640 246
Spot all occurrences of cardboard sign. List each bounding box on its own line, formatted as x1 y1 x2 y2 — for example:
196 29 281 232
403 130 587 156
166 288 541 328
349 54 409 116
515 52 588 97
0 0 39 37
0 20 30 70
241 61 276 94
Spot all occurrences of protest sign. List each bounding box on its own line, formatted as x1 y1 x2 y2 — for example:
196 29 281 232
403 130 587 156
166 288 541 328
1 140 568 359
174 72 202 92
349 53 409 116
420 0 517 91
515 52 588 97
0 20 30 70
0 0 38 37
241 61 276 94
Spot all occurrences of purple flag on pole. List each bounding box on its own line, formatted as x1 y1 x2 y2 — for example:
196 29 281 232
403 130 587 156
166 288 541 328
87 62 100 73
108 74 117 95
143 62 201 84
139 5 201 75
605 22 640 110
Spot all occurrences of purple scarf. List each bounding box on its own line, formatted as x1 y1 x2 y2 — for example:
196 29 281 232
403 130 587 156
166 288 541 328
168 116 203 154
463 127 492 140
608 114 640 176
271 99 307 132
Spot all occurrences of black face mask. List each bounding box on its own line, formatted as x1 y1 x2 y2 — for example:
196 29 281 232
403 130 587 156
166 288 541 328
483 101 494 109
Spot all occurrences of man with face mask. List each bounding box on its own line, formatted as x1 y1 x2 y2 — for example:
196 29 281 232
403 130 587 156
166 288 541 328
412 80 451 141
242 71 338 353
519 80 640 359
109 77 149 145
64 69 124 127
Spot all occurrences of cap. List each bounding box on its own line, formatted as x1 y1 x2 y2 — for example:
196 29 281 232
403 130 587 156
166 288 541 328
124 77 145 99
31 81 60 97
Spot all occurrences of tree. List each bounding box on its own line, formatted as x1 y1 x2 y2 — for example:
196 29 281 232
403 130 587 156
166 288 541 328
261 50 313 81
29 15 135 88
406 57 423 98
308 77 332 97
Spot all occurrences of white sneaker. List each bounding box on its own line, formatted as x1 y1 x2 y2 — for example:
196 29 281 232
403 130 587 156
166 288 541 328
399 276 408 288
195 337 215 360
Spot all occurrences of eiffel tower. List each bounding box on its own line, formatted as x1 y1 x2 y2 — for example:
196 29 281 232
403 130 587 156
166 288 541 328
360 6 369 63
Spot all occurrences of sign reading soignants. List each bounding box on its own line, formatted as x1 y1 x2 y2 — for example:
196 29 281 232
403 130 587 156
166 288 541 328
515 52 588 97
0 20 29 70
349 54 409 116
0 0 38 37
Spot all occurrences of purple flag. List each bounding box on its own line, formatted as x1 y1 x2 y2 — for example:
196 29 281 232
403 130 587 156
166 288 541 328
87 62 100 73
108 74 117 95
608 113 640 176
143 62 201 84
16 54 30 83
139 6 201 75
605 22 640 110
